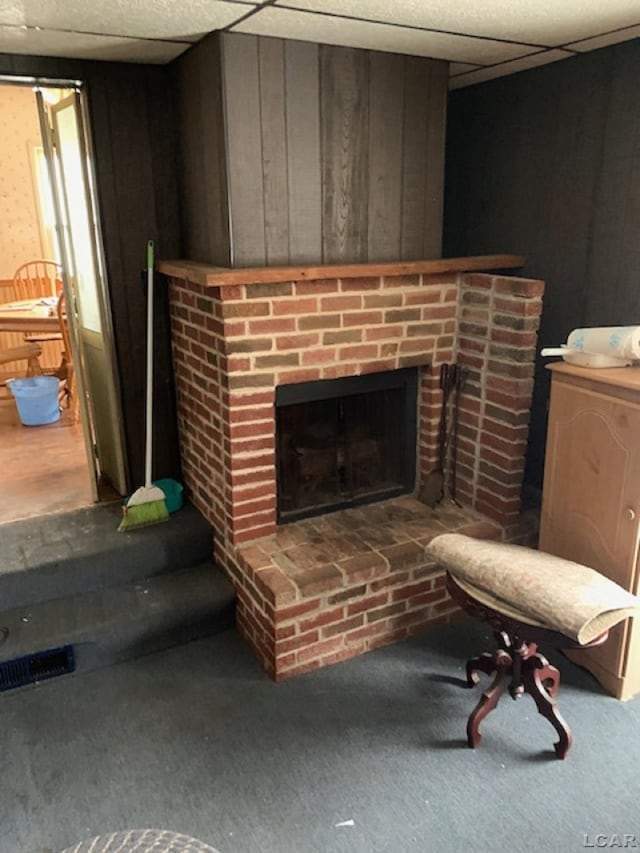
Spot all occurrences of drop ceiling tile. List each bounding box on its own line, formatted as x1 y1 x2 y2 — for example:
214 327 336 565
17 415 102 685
233 7 536 64
449 62 483 76
0 25 188 63
0 0 256 42
277 0 640 48
449 49 574 89
566 24 640 52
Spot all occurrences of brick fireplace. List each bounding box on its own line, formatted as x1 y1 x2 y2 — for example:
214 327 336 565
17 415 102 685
161 257 544 680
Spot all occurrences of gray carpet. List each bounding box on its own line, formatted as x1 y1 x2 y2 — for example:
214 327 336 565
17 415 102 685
2 621 639 853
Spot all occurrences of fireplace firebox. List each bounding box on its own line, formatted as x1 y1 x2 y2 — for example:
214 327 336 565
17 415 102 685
275 368 418 522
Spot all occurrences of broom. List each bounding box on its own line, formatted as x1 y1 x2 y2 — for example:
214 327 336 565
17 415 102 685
118 240 169 532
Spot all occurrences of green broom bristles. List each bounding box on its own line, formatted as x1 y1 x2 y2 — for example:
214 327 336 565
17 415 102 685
118 499 169 531
117 484 169 532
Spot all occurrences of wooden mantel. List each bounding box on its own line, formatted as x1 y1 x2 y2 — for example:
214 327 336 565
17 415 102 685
157 254 525 288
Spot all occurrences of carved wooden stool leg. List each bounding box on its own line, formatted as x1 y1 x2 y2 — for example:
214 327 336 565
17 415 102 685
466 650 511 748
534 652 560 699
536 662 561 698
443 572 613 758
523 655 573 759
466 651 497 687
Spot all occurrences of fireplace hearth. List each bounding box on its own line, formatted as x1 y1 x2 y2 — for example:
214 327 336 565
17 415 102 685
276 368 418 522
163 256 544 680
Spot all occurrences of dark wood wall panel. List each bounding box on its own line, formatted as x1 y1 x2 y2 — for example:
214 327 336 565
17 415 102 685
284 41 322 264
176 49 208 263
175 34 230 266
423 61 448 258
321 46 369 262
219 33 447 267
585 46 640 326
0 52 182 488
199 36 229 266
258 38 290 265
443 43 640 488
367 52 404 262
223 34 266 267
401 57 430 260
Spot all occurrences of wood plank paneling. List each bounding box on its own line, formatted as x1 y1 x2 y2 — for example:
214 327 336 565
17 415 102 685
258 38 289 265
95 67 180 486
401 57 431 260
585 44 640 326
176 49 208 263
423 60 448 258
320 45 370 263
175 35 229 266
223 33 266 267
199 36 230 267
367 52 404 262
181 35 448 268
443 44 638 488
285 40 322 264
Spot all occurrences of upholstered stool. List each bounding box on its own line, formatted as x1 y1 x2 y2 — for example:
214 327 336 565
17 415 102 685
426 534 640 759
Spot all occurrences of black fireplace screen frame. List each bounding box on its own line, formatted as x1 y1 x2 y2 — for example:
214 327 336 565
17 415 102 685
275 367 419 523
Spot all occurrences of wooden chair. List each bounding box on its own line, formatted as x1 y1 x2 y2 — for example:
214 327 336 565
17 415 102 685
47 291 75 416
12 260 65 360
12 259 61 301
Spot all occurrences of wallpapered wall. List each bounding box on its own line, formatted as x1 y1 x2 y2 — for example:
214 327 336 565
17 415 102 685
0 85 43 280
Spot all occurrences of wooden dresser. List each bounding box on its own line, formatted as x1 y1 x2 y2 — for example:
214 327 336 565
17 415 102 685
539 363 640 700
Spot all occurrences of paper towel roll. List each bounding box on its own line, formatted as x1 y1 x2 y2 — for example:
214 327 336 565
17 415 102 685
566 326 640 360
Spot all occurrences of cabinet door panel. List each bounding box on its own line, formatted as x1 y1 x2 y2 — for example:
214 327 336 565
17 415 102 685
540 380 640 679
541 382 640 587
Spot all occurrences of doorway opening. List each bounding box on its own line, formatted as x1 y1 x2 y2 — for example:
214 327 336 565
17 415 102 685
0 79 127 524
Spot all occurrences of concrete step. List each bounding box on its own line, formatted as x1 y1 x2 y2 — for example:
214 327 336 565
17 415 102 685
0 562 235 680
0 501 214 611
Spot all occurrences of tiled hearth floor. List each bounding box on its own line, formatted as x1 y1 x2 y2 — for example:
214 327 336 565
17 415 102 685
234 495 506 678
239 496 502 602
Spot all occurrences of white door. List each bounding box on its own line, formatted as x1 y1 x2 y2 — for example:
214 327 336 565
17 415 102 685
36 88 128 497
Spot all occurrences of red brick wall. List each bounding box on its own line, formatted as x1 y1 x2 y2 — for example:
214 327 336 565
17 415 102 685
168 272 465 544
168 271 543 539
456 273 544 527
167 268 543 678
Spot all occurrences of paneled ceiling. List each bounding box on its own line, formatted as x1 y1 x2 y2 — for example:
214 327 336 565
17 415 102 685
1 0 640 88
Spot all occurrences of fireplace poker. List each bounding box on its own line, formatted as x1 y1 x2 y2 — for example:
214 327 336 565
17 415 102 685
450 364 468 506
422 363 456 507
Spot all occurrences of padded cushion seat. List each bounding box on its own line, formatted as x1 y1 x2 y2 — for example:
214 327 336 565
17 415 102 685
427 533 640 644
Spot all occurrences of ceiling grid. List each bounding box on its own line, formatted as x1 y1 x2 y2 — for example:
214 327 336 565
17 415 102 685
0 0 638 86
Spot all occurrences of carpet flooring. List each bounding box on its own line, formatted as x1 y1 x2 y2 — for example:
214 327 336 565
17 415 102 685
2 620 639 853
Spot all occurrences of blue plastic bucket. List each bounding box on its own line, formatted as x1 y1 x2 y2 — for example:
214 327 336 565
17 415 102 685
8 376 60 426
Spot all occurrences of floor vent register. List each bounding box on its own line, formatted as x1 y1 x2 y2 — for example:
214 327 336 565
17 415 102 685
0 645 75 692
